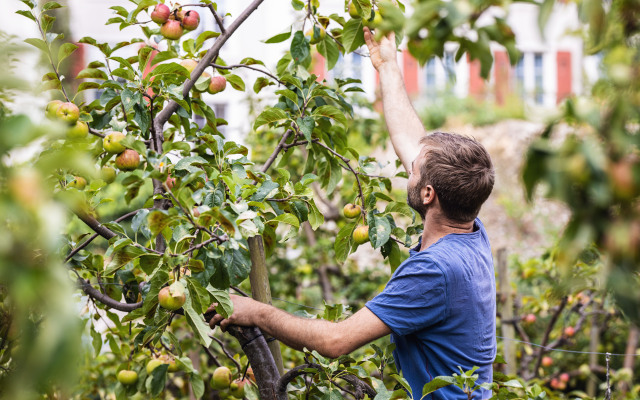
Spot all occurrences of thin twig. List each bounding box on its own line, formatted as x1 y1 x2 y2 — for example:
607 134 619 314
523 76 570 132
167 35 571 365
88 128 106 138
261 130 294 173
210 334 242 371
212 63 283 85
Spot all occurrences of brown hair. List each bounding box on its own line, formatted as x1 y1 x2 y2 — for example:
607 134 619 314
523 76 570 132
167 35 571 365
418 132 494 222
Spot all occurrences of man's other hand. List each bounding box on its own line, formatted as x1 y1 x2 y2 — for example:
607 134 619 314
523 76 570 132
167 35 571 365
207 294 262 331
364 27 397 71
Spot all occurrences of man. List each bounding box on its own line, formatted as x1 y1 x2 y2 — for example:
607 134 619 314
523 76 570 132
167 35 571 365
208 28 496 400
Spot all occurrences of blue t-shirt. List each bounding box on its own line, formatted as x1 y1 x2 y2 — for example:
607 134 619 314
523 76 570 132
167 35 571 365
366 218 496 400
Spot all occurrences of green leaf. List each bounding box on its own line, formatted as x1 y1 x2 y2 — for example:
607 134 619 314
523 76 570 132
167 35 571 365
317 36 340 70
148 211 177 236
239 57 265 66
24 38 48 53
368 214 391 249
422 376 456 396
76 67 109 80
270 213 300 229
296 116 315 142
501 379 523 388
253 107 289 130
334 222 357 263
307 201 324 230
385 202 416 223
150 62 190 80
190 373 205 399
538 0 555 39
148 364 169 397
207 286 233 318
290 31 310 64
253 76 274 93
312 105 347 126
16 10 36 22
183 294 213 347
77 81 101 92
251 180 279 202
264 27 292 43
57 42 78 65
342 18 365 53
90 325 102 356
186 277 212 314
196 31 221 49
225 74 245 91
104 245 146 275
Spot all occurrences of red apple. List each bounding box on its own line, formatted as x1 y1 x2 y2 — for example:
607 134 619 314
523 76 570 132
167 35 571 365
151 4 171 24
182 10 200 31
158 282 186 311
550 377 560 389
230 378 247 398
180 59 199 78
353 225 369 244
115 149 141 171
523 313 536 324
559 372 570 383
208 76 227 94
343 203 362 219
45 100 63 119
542 356 553 367
563 326 575 337
56 102 80 125
67 121 89 139
165 176 176 190
103 131 126 154
161 19 183 40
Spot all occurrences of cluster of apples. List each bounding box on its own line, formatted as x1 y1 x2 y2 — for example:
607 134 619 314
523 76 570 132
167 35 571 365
343 203 369 244
151 3 200 40
103 131 141 172
210 366 252 398
45 100 89 139
180 59 227 94
347 1 383 27
116 355 180 386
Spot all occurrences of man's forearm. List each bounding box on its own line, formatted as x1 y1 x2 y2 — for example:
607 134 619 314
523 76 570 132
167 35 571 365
378 62 426 172
252 302 347 358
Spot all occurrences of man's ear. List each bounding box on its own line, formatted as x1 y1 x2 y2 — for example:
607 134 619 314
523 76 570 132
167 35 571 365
422 185 436 205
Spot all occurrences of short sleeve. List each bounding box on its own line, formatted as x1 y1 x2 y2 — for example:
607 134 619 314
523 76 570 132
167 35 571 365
365 256 447 336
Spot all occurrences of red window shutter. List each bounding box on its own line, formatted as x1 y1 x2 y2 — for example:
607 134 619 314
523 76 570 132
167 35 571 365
494 51 510 105
556 51 572 104
468 54 485 99
402 50 419 97
312 53 325 81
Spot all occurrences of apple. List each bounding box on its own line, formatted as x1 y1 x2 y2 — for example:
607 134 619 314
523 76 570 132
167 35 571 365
68 176 87 190
208 76 227 94
549 377 560 389
151 4 171 24
103 131 126 154
158 281 186 311
246 367 255 382
161 19 183 40
117 369 138 385
146 358 165 374
563 326 575 337
211 366 232 390
160 355 179 372
68 121 89 139
559 372 570 383
176 9 187 21
579 363 591 377
115 149 141 171
343 203 362 219
101 166 117 183
348 2 360 18
523 313 536 324
306 26 326 44
181 59 199 78
45 100 63 119
542 356 553 367
353 225 369 245
165 176 176 190
56 102 80 125
230 378 247 398
364 10 383 28
182 10 200 31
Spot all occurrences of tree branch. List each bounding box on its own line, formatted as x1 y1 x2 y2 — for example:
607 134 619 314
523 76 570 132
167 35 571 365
212 63 283 85
78 278 142 312
261 130 294 173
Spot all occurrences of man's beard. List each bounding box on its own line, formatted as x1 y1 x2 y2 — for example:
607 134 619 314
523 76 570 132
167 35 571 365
407 183 427 220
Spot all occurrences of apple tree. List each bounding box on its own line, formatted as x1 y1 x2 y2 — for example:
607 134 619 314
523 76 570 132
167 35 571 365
1 0 555 399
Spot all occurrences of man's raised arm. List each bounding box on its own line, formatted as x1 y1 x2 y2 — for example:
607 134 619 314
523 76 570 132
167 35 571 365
364 27 426 173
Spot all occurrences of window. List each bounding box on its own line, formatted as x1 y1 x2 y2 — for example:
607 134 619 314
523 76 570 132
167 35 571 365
212 103 227 135
443 51 456 86
425 57 436 96
514 54 524 97
330 53 362 86
534 53 544 104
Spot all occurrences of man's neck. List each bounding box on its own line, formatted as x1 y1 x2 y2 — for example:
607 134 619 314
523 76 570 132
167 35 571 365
419 213 475 251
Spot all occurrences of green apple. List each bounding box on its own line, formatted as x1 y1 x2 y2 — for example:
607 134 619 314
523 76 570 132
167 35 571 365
103 131 126 154
181 59 199 78
158 281 186 311
68 176 87 190
343 203 362 219
210 366 232 390
230 378 247 398
67 121 89 139
352 225 369 244
306 26 326 44
115 149 141 171
117 369 138 385
45 100 63 119
364 10 383 28
101 166 117 183
348 2 360 18
146 359 165 374
56 102 80 125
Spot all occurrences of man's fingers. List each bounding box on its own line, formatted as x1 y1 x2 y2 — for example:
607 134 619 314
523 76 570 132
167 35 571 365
208 314 224 329
205 303 218 314
363 27 375 48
